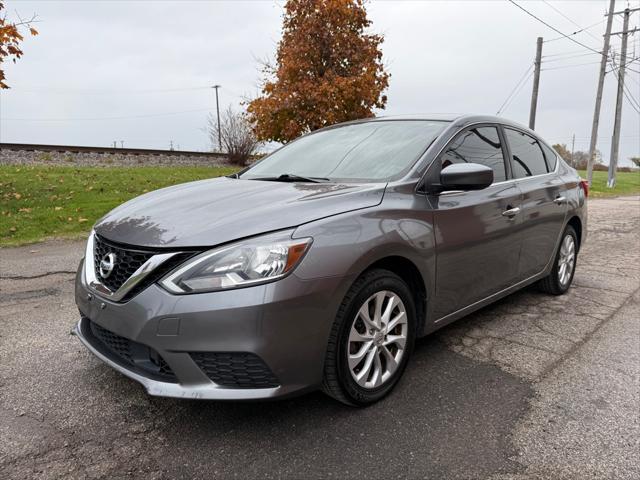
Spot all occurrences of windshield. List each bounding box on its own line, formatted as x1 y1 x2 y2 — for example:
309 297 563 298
240 120 449 182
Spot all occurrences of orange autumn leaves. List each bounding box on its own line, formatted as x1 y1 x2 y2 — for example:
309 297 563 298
247 0 389 143
0 1 38 89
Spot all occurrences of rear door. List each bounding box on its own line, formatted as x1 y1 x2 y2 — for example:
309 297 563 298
431 125 523 319
503 127 567 279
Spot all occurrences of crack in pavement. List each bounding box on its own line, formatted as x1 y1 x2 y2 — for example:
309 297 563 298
0 288 61 303
0 271 77 280
537 285 640 380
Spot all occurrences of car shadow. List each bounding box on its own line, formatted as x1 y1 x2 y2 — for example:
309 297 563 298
127 319 533 478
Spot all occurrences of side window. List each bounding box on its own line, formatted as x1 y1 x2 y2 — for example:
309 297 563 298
540 143 558 171
505 128 548 178
439 126 506 182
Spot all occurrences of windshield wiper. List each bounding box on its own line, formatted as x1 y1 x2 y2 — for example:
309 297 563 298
278 174 330 183
249 173 330 183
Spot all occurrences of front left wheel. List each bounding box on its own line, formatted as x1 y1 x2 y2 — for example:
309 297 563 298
322 269 416 406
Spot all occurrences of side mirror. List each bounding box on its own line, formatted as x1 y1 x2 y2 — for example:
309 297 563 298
432 163 494 193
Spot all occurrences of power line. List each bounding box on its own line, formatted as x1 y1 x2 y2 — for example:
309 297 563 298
6 86 213 95
626 70 640 87
542 51 602 62
609 54 640 113
606 55 640 71
543 49 596 57
543 60 603 70
2 108 213 122
496 63 534 115
508 0 605 55
542 19 604 44
505 71 534 115
544 50 630 62
541 0 603 43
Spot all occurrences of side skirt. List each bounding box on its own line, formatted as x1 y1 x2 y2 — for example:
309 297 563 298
423 268 550 335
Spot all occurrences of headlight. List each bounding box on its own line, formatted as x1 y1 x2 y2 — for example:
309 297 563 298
159 232 312 294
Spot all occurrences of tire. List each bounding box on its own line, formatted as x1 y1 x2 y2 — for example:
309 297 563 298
322 269 416 406
538 225 578 295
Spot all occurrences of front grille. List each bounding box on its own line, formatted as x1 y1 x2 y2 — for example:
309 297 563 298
93 235 156 292
91 235 195 301
191 352 279 389
83 317 177 382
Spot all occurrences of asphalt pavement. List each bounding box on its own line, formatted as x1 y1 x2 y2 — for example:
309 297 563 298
1 196 638 479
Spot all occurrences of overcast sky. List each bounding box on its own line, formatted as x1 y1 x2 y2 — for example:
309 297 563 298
1 0 638 165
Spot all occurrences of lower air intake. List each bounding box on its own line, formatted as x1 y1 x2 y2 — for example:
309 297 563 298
83 317 177 383
190 352 279 389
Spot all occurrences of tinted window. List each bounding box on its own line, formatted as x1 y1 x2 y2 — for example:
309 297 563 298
439 126 506 182
241 120 449 182
540 143 558 171
505 128 548 177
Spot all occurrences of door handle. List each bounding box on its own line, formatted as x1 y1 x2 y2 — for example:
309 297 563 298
554 195 567 205
502 207 521 218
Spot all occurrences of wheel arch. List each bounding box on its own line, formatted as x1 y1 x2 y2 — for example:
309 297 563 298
566 215 582 252
357 255 428 337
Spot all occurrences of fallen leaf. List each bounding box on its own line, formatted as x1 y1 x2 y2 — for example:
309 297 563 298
78 218 88 223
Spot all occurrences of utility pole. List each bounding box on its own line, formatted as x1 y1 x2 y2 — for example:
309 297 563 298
607 7 631 188
571 134 576 168
586 0 616 186
212 85 222 152
529 36 543 130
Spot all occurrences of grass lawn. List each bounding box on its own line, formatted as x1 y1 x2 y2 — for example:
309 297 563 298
0 165 238 246
1 165 638 247
578 170 640 198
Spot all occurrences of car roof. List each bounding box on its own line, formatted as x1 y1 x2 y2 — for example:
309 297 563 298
345 114 537 136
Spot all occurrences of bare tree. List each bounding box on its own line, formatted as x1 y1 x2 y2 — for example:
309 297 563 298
207 107 260 166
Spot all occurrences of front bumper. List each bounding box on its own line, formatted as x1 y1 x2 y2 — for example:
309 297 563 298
74 260 352 400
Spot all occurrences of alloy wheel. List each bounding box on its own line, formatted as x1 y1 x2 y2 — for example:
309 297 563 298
558 234 576 286
347 290 408 389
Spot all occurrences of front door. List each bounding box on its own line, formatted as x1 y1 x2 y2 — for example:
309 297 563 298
429 125 523 319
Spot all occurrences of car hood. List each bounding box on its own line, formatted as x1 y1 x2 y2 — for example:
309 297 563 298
94 177 385 248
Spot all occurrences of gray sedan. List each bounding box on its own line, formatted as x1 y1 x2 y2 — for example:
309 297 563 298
73 115 588 406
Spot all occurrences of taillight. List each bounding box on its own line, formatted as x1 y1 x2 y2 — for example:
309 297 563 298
579 179 589 198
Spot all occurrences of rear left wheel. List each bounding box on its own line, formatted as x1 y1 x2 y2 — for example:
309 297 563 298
538 225 578 295
322 269 416 406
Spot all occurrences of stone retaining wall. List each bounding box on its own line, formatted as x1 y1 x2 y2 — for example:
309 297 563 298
0 147 230 168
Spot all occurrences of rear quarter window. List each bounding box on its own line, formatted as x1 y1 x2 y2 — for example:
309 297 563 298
540 143 559 171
